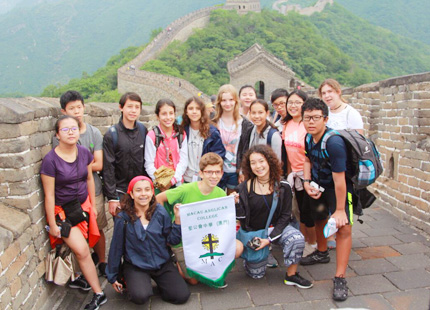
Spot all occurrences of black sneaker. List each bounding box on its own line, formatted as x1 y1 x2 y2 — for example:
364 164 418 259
333 277 348 301
299 250 330 265
284 272 313 289
69 275 91 291
98 262 107 278
91 252 99 265
84 292 107 310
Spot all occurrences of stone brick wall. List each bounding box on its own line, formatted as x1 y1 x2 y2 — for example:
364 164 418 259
228 44 314 100
273 0 333 16
342 72 430 233
1 71 429 309
0 98 155 310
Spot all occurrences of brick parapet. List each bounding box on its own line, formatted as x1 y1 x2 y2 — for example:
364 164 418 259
1 71 430 308
0 98 155 310
344 73 430 234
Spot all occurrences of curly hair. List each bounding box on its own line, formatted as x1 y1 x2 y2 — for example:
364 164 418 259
120 193 157 223
180 96 210 139
241 144 282 191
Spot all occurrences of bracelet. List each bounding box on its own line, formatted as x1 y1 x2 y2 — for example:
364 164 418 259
303 179 311 183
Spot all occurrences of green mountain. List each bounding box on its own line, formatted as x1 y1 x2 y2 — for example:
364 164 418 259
336 0 430 45
140 7 430 94
269 0 430 45
40 3 430 100
141 9 356 94
0 0 221 96
302 2 430 80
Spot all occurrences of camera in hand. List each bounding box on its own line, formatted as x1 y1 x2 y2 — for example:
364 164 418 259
247 237 261 250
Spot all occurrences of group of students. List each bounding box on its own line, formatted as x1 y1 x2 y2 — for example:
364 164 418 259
40 78 364 309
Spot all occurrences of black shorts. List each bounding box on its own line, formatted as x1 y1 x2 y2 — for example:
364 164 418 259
308 186 354 225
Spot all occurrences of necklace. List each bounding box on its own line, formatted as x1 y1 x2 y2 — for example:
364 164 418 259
331 103 343 111
257 177 270 184
190 128 201 143
256 179 271 200
257 178 270 190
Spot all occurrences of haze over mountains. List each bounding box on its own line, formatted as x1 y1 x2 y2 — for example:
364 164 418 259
1 0 429 97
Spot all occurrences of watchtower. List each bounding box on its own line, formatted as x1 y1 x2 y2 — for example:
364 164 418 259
225 0 261 14
227 43 313 100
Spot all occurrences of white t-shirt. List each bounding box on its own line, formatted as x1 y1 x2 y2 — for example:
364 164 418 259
218 118 243 173
327 104 363 130
183 128 204 183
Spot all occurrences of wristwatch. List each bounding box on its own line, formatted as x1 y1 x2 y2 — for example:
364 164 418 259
303 179 311 183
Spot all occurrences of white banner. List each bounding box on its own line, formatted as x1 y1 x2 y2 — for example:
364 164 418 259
179 196 236 287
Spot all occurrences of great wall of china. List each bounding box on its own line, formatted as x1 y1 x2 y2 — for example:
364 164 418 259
272 0 333 16
0 1 429 308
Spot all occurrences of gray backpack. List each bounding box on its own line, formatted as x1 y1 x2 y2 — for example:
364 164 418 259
308 129 384 189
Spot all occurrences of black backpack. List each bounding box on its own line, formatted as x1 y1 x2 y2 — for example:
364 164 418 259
109 122 147 149
152 125 185 149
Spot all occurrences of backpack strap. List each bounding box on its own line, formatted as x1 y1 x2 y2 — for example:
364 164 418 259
136 122 146 142
111 123 147 150
320 129 339 159
267 127 277 147
153 125 184 149
153 126 164 148
109 124 119 149
265 191 279 231
177 130 184 149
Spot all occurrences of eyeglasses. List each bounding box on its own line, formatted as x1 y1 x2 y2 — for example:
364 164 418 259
202 170 223 176
272 102 285 109
287 101 304 106
303 115 325 122
59 127 79 133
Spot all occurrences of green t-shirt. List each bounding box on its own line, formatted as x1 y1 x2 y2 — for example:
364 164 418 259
166 182 226 206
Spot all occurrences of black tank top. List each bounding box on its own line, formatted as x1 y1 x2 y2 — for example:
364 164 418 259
248 179 274 231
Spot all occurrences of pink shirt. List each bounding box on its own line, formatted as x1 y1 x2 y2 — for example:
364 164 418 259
282 121 307 172
148 127 180 170
144 126 188 185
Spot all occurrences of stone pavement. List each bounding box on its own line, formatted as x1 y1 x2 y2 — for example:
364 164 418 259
50 207 430 310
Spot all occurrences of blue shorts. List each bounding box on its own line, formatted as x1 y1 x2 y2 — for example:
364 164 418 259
218 172 238 190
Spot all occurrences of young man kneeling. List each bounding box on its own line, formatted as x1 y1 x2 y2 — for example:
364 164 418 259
156 153 243 288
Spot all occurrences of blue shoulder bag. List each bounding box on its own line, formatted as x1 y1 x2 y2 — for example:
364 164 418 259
236 192 278 263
